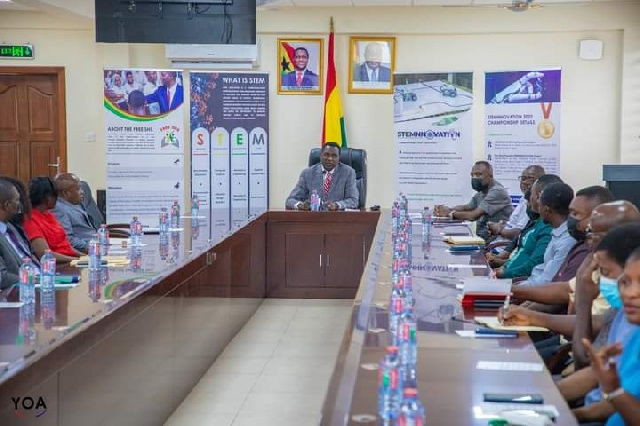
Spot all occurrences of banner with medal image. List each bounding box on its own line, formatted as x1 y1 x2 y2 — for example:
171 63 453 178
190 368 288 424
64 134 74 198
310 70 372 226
485 69 561 203
394 72 475 207
104 68 185 225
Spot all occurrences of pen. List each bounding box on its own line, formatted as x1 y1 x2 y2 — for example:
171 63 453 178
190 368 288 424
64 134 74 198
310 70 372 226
501 293 511 324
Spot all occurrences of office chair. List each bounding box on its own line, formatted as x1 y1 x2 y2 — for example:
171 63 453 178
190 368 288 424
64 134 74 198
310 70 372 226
308 147 367 209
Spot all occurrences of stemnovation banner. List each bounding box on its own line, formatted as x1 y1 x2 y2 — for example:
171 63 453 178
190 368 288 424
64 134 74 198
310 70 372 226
485 69 561 202
394 72 474 207
190 72 269 233
104 69 185 224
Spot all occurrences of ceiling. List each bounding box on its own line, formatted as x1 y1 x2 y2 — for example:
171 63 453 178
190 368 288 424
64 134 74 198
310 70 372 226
259 0 626 6
0 0 629 15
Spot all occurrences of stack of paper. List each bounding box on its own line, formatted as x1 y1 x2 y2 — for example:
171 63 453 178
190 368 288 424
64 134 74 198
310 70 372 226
71 255 130 267
461 277 511 308
475 315 549 332
443 235 485 245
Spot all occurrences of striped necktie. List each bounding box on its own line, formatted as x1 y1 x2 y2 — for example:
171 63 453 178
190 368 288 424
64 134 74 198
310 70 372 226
323 171 333 199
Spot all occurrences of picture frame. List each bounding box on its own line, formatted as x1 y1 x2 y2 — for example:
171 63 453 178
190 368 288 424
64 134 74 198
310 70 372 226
277 38 324 95
348 36 396 94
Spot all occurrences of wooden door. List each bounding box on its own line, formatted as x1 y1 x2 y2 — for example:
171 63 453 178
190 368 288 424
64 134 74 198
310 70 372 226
0 67 66 182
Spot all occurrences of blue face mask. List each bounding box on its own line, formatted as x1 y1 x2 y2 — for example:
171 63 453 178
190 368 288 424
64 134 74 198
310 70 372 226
599 276 622 309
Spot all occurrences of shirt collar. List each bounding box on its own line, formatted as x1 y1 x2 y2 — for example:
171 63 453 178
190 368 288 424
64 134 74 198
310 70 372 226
322 165 336 175
553 220 569 237
0 221 7 235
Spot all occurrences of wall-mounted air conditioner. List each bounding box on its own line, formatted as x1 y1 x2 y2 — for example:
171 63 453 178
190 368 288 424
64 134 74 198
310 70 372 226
165 43 259 70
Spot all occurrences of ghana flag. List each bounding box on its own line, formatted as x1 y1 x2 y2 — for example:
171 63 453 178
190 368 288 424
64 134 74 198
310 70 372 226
279 41 296 74
322 17 347 148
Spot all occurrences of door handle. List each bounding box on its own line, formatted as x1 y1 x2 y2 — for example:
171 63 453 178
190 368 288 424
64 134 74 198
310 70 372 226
319 254 322 268
48 156 60 174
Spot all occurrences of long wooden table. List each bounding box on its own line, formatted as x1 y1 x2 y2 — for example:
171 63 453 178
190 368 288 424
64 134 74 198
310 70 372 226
321 211 579 425
0 210 378 426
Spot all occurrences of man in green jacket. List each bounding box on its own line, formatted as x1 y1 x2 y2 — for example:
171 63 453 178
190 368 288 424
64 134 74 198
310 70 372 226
495 174 561 279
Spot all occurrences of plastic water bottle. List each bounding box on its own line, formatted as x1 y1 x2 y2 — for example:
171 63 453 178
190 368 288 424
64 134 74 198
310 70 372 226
399 306 418 384
389 289 405 346
18 258 36 305
88 234 101 270
17 304 36 345
422 207 432 239
400 270 413 304
129 216 143 246
310 189 320 212
159 207 169 234
398 387 426 426
170 199 180 228
88 268 101 302
191 195 199 217
39 250 56 328
98 224 109 256
378 346 401 424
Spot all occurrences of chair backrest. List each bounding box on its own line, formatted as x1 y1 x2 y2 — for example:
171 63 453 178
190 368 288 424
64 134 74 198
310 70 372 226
80 181 106 226
308 147 367 209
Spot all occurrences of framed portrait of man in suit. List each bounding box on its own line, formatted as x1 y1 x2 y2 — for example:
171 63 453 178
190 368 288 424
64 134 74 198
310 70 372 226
277 38 324 95
349 37 396 94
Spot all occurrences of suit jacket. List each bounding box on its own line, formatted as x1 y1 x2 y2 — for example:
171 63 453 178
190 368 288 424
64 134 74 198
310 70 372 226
281 70 318 88
51 198 98 252
0 222 37 289
353 63 391 83
145 84 184 113
285 163 358 210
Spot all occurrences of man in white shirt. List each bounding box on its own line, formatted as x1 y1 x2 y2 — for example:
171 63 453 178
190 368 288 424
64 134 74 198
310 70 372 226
488 164 545 245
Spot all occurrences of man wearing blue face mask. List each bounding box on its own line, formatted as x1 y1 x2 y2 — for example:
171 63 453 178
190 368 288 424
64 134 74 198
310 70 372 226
434 161 512 240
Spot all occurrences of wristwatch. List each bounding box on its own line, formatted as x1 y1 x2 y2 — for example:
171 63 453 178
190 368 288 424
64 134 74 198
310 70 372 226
602 387 625 402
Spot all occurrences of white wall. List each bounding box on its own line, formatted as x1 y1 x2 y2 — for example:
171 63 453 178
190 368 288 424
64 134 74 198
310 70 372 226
0 2 638 210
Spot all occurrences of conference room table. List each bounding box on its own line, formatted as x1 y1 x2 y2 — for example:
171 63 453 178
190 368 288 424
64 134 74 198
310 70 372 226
320 212 579 425
0 208 578 425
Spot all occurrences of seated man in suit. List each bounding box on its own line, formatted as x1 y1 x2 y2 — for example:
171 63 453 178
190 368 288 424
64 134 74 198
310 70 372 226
286 142 358 211
52 173 99 253
434 161 513 240
0 179 40 289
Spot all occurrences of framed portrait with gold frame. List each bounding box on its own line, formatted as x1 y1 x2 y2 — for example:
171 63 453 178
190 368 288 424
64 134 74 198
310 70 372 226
277 38 324 95
348 36 396 94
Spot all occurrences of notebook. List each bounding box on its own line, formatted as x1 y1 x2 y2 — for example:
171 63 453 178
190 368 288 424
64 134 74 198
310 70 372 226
443 235 485 245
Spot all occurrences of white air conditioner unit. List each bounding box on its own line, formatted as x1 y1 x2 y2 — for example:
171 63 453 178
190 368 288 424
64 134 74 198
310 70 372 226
165 43 259 70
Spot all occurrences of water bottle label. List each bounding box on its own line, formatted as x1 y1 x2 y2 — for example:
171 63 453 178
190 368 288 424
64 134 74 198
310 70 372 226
389 369 398 390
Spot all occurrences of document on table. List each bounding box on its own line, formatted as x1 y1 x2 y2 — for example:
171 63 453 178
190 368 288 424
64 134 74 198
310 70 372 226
476 361 544 372
448 264 489 269
463 278 511 295
0 302 23 308
455 330 516 339
475 315 549 332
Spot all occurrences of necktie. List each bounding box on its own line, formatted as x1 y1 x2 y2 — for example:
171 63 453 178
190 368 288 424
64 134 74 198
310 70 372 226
6 227 38 266
166 88 171 107
323 171 333 199
296 72 303 86
371 69 377 82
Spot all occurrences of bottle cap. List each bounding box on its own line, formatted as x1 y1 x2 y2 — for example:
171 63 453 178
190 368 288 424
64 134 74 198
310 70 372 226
403 387 418 397
386 346 399 354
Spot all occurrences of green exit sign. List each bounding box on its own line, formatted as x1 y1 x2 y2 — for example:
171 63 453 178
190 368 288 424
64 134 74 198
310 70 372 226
0 44 34 59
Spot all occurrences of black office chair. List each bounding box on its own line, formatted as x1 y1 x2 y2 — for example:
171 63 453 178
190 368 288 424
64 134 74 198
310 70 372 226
308 147 367 209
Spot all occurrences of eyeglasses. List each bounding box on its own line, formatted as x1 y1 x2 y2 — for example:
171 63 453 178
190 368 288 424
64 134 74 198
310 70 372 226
5 200 22 214
518 175 536 182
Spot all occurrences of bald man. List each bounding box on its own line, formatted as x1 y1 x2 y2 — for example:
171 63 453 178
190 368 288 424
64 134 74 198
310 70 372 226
51 173 98 253
354 42 391 83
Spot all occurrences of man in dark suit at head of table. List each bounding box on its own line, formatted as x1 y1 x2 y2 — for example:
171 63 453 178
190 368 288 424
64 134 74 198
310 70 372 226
285 142 359 211
0 178 40 290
